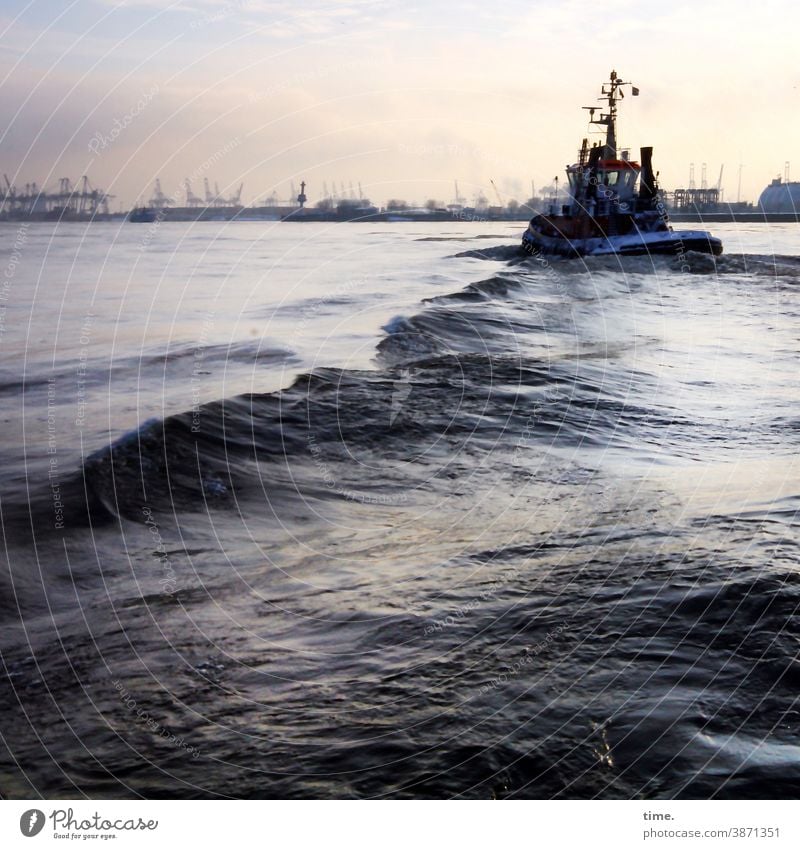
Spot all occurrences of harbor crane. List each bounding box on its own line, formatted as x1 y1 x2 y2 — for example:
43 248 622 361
184 178 202 207
489 179 504 208
0 174 112 218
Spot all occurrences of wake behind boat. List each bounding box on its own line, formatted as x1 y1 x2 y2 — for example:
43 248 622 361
522 71 723 258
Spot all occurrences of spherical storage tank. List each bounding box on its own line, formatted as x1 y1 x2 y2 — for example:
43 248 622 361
758 178 800 213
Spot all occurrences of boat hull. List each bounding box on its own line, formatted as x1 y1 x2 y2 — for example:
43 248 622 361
127 207 158 223
522 223 723 258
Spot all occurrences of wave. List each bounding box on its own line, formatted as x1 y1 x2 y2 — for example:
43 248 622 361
0 340 296 396
377 303 543 364
417 234 516 243
136 339 295 368
4 251 792 545
682 252 800 279
55 351 695 530
425 274 529 303
455 242 800 282
453 244 527 262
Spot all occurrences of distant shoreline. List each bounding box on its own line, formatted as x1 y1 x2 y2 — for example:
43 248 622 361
1 212 797 225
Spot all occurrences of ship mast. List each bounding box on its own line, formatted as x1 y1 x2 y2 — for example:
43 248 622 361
583 70 638 158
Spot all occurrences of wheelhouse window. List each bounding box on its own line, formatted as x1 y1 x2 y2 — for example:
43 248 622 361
597 169 638 192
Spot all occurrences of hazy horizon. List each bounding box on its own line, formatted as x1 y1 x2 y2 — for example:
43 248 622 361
1 0 798 210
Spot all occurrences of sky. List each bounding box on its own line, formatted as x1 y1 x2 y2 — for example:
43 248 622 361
1 0 798 209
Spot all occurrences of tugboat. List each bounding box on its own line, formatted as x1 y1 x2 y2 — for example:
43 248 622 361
522 71 722 257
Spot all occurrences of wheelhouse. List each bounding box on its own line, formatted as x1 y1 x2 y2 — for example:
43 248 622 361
566 154 641 213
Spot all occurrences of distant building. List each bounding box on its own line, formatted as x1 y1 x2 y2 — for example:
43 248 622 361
668 187 720 213
758 178 800 213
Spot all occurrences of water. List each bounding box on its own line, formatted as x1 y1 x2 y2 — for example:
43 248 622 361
1 220 799 799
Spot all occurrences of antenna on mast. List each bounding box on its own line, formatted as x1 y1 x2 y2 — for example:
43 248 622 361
582 70 638 158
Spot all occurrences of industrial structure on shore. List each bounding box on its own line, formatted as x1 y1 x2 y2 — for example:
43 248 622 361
662 161 800 220
128 171 796 224
3 166 800 224
757 164 800 214
127 177 535 222
129 177 244 220
0 175 113 221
